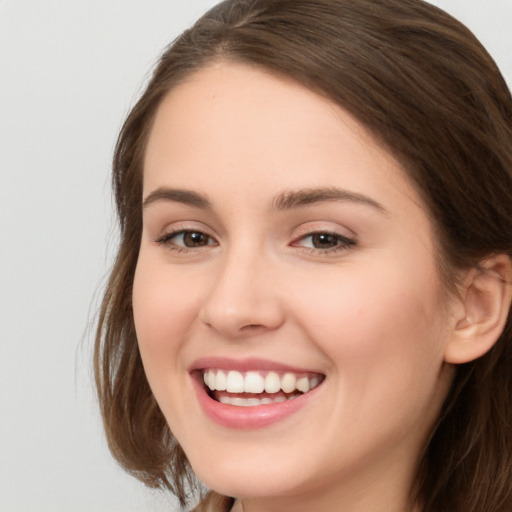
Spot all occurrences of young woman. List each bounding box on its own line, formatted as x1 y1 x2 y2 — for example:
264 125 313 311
94 1 512 511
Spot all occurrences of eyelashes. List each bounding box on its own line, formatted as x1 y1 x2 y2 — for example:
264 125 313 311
156 230 218 251
291 231 356 253
155 229 356 255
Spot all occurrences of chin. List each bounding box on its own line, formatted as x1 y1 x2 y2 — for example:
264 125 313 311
190 452 309 500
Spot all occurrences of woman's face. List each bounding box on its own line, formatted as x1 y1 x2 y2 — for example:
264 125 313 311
133 63 457 510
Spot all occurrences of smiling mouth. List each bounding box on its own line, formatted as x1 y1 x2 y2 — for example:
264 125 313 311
202 369 325 407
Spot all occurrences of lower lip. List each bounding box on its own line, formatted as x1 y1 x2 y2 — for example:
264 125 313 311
191 375 320 429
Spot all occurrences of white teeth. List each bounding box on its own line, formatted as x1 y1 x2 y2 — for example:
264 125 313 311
203 369 322 395
296 376 310 393
203 370 215 391
281 373 296 393
215 370 227 391
244 371 265 393
219 395 290 406
264 371 281 393
226 370 244 393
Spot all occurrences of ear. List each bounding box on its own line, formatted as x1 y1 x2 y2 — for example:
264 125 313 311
444 254 512 364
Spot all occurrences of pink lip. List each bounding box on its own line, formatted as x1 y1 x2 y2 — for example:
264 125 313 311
189 358 324 429
190 356 320 374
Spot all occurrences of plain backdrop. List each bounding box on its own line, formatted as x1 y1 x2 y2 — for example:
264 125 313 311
0 1 511 511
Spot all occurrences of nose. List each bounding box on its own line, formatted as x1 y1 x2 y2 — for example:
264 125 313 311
199 247 285 339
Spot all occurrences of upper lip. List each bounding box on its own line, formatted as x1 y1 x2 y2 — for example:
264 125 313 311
189 356 325 375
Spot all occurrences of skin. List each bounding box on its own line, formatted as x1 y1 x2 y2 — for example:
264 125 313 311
132 62 461 512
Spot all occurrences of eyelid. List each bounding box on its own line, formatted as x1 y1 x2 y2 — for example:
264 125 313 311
291 222 356 241
157 229 217 246
292 231 355 247
289 223 357 255
153 221 219 249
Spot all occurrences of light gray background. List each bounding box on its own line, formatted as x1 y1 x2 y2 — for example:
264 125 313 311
1 1 510 511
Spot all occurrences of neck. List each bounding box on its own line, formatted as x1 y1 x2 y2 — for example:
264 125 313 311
228 451 422 512
231 495 420 512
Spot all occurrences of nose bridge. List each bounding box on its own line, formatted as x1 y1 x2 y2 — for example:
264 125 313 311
200 238 284 337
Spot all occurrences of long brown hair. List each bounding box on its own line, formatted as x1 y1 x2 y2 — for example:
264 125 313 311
94 1 512 509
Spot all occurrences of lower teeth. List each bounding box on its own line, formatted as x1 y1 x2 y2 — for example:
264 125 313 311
217 394 300 407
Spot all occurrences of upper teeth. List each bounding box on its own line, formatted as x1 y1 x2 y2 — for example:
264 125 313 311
203 369 321 394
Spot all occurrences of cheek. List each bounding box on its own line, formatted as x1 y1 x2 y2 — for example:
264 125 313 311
132 255 201 373
291 258 448 407
131 255 212 437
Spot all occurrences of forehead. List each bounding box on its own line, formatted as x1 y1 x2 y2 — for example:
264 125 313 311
143 62 424 217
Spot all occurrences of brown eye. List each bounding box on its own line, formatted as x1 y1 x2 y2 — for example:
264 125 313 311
293 231 356 253
157 230 217 249
182 231 211 247
310 233 341 249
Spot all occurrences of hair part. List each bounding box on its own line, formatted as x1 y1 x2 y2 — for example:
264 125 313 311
95 1 512 509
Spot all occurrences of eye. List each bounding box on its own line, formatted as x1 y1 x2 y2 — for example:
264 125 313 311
292 231 356 252
156 229 217 249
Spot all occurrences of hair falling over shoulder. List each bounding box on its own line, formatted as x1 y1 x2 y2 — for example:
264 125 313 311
94 1 512 510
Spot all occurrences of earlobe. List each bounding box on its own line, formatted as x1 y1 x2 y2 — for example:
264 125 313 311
444 254 512 364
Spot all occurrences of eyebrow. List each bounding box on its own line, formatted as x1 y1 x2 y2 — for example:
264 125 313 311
143 188 212 209
142 186 387 214
272 187 387 213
